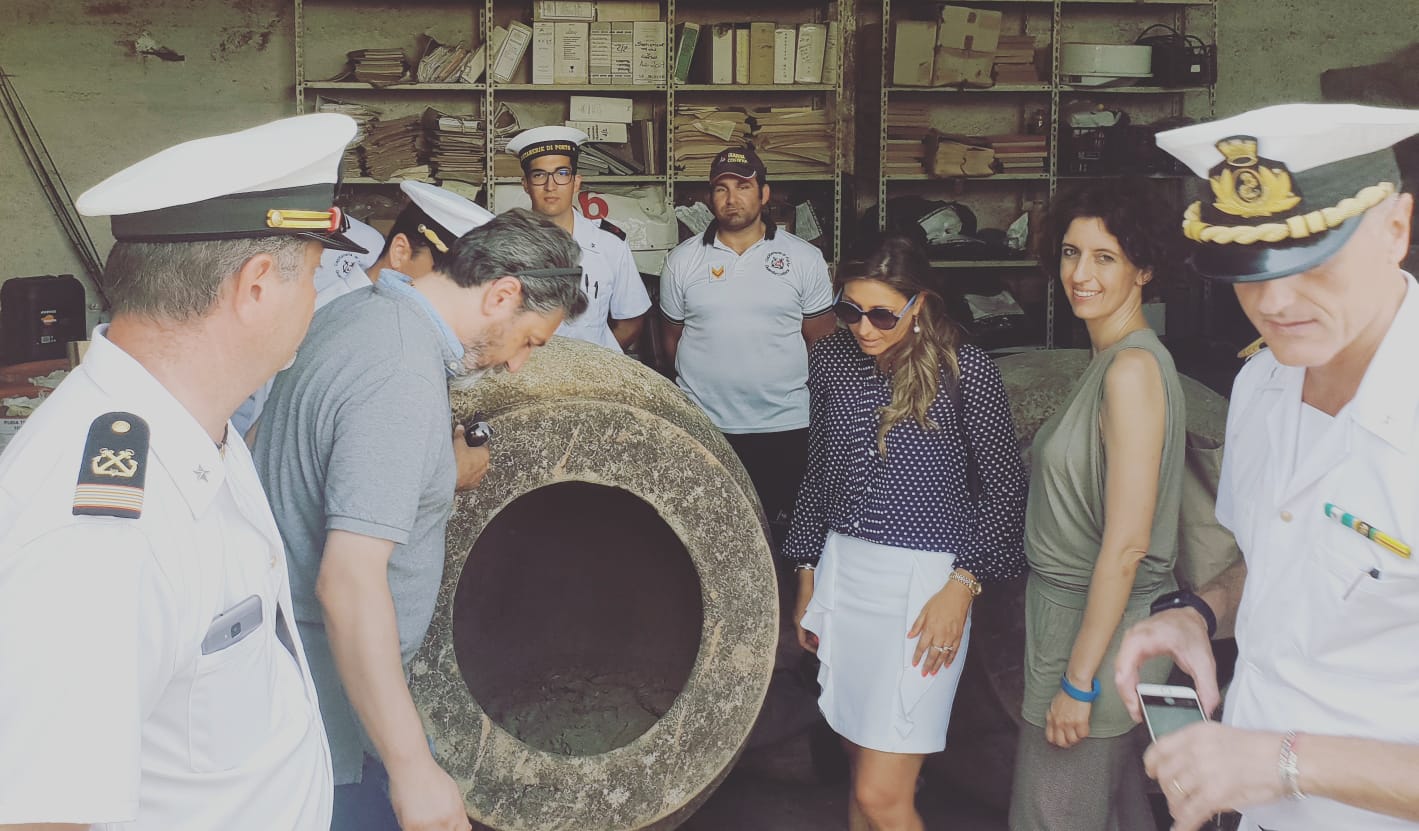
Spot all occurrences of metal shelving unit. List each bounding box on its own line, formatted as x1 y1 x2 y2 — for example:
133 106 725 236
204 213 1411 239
294 0 850 265
873 0 1217 347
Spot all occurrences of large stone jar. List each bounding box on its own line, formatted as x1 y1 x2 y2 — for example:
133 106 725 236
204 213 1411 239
407 337 777 831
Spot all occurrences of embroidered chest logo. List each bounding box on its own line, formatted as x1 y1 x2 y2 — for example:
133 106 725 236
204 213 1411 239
711 265 725 279
765 251 791 275
333 253 360 278
91 448 139 478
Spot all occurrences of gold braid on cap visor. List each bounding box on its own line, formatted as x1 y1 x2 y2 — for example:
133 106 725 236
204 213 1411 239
266 207 343 231
417 224 450 253
1182 182 1395 245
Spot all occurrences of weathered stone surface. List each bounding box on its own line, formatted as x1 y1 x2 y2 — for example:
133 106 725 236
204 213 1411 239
408 337 777 831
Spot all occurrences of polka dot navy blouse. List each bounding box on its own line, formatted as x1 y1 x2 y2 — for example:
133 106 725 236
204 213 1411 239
783 329 1028 582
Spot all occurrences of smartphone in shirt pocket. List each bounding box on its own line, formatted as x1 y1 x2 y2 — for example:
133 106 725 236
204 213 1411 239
190 594 274 772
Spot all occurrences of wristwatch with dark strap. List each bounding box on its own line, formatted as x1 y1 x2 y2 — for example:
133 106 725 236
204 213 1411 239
1150 589 1217 639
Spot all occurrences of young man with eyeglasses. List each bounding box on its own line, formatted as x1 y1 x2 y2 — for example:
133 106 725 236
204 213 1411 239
658 146 837 530
507 126 651 352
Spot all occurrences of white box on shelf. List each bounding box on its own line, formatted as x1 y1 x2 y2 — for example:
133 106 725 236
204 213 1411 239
554 22 590 84
570 95 635 122
533 21 557 84
632 21 666 85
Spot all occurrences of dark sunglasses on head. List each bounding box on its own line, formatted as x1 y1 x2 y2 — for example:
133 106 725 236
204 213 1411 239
832 291 919 330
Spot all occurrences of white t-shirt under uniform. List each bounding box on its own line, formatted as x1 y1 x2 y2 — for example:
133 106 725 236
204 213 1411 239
555 211 652 351
659 224 833 434
0 327 333 830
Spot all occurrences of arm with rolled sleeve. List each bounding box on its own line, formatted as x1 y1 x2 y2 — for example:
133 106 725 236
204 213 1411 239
782 344 832 566
0 523 176 827
954 347 1028 582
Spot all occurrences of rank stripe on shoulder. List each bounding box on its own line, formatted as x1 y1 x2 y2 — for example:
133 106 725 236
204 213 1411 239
73 411 149 519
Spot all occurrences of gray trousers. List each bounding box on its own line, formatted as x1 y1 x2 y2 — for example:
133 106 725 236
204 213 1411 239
1008 722 1154 831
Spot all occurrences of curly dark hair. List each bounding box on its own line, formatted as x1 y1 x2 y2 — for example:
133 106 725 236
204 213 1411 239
1038 179 1181 294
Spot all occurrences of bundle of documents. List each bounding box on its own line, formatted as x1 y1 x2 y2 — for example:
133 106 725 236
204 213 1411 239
423 109 486 183
316 97 381 178
673 105 749 177
414 35 486 84
926 132 995 178
571 118 655 175
362 114 427 181
346 48 407 86
883 101 932 176
993 36 1041 84
748 106 832 175
987 133 1047 174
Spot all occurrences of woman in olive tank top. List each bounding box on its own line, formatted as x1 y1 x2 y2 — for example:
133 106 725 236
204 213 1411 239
1009 181 1188 830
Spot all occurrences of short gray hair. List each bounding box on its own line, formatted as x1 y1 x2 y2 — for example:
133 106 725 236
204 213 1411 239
445 208 587 320
102 236 311 321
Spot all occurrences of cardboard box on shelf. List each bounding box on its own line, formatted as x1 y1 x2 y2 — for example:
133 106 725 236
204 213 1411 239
595 0 660 21
937 5 1001 53
932 45 993 87
570 95 635 122
892 20 937 87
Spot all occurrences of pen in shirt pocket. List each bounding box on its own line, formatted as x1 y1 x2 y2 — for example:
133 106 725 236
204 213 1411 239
1323 502 1412 559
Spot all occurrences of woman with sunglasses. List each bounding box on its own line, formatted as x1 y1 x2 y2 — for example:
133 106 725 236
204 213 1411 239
784 236 1027 831
1007 180 1186 831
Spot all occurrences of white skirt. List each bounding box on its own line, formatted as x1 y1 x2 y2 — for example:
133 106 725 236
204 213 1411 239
800 531 972 754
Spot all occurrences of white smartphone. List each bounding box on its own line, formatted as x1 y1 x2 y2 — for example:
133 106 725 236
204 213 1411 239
1137 683 1207 742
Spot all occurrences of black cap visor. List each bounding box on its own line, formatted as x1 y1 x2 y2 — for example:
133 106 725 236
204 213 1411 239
109 184 367 254
1189 212 1363 283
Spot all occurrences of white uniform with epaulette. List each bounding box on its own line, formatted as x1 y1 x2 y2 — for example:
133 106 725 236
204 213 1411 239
0 113 359 829
507 125 652 350
557 210 651 350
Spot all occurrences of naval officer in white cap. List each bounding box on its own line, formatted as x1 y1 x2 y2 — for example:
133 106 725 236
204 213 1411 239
506 126 652 352
362 180 495 284
1113 104 1419 831
0 113 361 830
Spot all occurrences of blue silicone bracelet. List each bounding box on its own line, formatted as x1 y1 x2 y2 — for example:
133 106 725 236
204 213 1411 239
1060 675 1101 703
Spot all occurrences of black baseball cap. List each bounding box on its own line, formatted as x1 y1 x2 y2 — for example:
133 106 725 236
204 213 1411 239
710 146 768 184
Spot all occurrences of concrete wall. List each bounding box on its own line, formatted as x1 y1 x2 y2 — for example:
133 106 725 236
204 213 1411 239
1 0 1415 314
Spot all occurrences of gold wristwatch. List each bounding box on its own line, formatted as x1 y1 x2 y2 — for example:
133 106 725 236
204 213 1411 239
949 569 982 597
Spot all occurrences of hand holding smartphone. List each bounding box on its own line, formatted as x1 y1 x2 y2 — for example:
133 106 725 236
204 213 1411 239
1137 683 1207 742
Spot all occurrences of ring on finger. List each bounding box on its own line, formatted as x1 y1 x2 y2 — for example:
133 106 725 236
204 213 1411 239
930 645 947 652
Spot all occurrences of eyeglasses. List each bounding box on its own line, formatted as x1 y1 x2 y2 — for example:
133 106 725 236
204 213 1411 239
832 291 919 330
527 168 575 186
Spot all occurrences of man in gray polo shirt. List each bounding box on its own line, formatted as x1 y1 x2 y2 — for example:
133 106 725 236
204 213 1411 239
254 208 585 831
659 146 837 528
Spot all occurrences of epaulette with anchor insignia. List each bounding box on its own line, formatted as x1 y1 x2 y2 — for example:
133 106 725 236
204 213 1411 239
73 412 149 519
598 219 627 240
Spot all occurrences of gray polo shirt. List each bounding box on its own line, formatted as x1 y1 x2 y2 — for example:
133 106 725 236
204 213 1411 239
659 225 833 433
254 275 458 784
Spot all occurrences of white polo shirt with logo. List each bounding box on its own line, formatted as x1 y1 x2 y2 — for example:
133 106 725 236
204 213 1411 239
659 223 833 434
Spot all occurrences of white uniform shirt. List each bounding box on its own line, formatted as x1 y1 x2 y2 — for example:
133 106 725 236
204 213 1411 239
0 327 333 830
555 211 652 350
659 224 833 433
1217 272 1419 831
